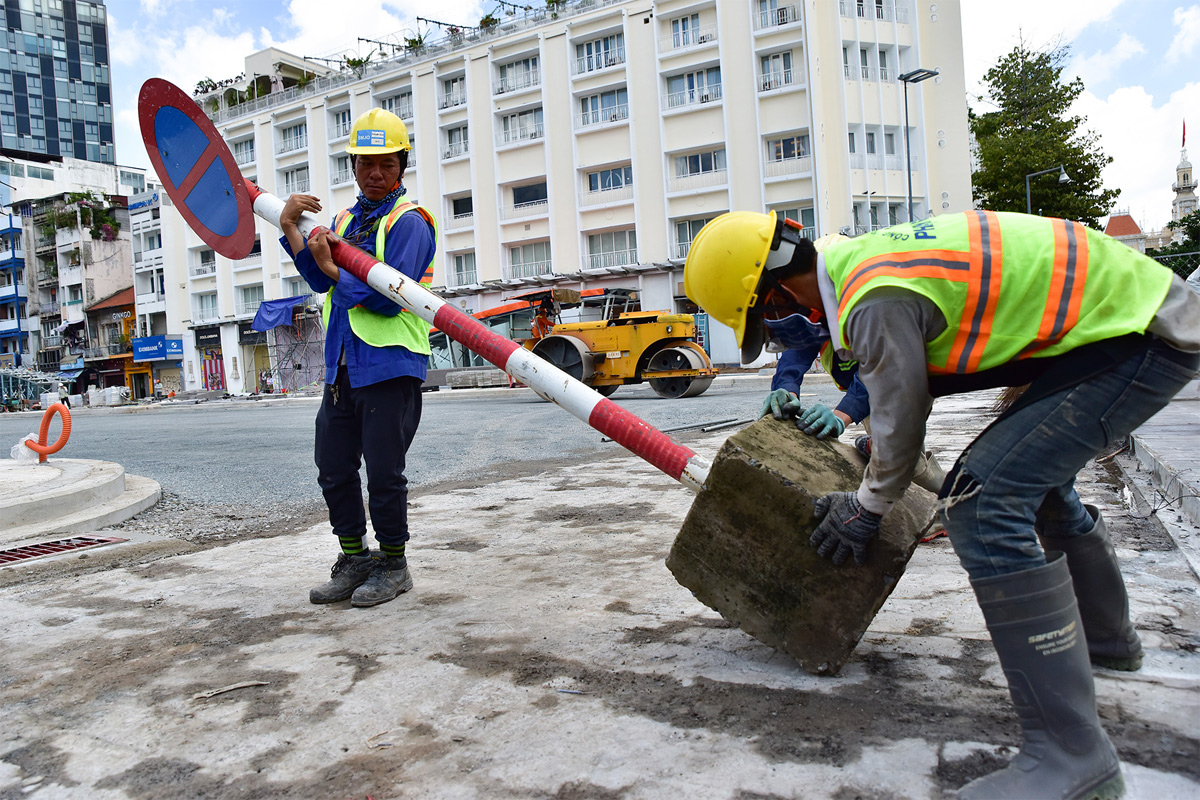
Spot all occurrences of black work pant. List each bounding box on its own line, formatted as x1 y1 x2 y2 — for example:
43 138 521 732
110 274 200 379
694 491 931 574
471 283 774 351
314 367 423 548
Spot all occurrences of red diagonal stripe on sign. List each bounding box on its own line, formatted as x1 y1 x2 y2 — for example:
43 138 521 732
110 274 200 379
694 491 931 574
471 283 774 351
175 142 220 199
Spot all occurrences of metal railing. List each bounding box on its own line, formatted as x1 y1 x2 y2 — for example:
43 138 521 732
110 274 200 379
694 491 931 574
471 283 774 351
665 84 723 110
41 334 61 347
236 300 262 317
330 119 352 139
448 268 478 287
189 263 217 278
439 89 467 109
284 179 311 194
276 134 308 154
443 140 470 159
447 211 474 229
759 69 794 91
193 307 220 323
233 149 256 165
493 69 540 95
40 301 60 315
579 103 629 128
753 4 801 31
659 24 718 53
496 124 544 147
587 248 637 270
671 240 693 260
509 259 551 278
573 47 626 75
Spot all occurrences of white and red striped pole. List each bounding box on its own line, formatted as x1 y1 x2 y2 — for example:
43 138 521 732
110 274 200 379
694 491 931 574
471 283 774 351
248 182 712 491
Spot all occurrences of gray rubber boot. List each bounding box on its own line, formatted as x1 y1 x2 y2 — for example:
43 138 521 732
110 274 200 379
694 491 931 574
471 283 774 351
959 555 1125 800
309 552 376 604
912 450 947 494
1039 505 1143 671
351 555 413 607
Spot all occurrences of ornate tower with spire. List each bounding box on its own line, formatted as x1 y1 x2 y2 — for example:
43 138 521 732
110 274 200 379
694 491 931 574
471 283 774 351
1171 121 1197 243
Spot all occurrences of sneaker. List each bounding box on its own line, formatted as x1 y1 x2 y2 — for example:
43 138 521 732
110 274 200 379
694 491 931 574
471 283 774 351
855 435 872 460
309 552 376 604
351 555 413 607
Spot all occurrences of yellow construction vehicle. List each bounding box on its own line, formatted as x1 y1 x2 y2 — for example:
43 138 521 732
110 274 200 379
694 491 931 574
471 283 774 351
515 288 718 398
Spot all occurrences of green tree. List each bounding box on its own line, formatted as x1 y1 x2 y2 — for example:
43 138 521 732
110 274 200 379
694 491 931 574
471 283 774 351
970 42 1119 228
1148 209 1200 268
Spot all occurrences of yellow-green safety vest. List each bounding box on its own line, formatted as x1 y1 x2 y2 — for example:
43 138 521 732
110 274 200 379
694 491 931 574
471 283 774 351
823 211 1173 376
323 196 438 354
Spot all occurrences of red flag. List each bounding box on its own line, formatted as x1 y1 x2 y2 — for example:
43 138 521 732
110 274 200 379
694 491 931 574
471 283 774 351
1184 119 1187 148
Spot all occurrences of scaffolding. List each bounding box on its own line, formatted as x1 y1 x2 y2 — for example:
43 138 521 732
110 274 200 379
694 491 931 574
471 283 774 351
263 303 325 394
0 366 59 410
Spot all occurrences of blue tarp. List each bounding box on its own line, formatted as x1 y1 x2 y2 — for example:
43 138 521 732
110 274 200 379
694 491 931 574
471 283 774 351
252 295 310 331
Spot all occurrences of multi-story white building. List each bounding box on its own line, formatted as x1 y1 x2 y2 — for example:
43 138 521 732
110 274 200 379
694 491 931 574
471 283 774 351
174 0 970 386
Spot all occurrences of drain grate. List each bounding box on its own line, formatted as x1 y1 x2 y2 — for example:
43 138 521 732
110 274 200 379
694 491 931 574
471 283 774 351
0 536 128 565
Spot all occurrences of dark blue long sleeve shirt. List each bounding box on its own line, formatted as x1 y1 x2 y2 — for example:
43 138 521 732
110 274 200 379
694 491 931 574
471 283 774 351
771 345 871 424
282 194 436 388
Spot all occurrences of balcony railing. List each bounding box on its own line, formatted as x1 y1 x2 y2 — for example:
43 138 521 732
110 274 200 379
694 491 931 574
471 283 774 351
579 184 634 207
276 134 308 154
573 47 626 75
671 240 693 260
496 124 544 147
587 249 637 270
759 69 794 91
233 149 256 165
194 307 220 323
394 102 414 120
40 301 60 315
443 140 470 159
41 334 61 348
284 179 311 194
664 84 723 110
578 104 629 128
509 259 552 278
659 24 718 53
764 156 813 178
500 199 549 221
439 89 467 109
330 120 352 139
493 70 540 95
667 169 728 194
449 269 478 287
37 269 57 285
331 169 353 186
189 262 217 278
236 300 263 317
753 4 801 31
136 290 165 305
447 211 474 229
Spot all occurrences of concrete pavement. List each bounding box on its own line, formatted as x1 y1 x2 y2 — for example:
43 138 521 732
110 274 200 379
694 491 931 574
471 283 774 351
0 383 1197 799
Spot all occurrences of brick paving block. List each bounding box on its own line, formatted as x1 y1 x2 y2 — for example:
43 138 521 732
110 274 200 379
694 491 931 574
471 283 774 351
667 416 937 675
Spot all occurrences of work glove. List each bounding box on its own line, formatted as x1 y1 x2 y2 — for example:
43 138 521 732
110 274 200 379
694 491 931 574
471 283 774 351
810 491 882 566
796 403 845 439
760 389 804 420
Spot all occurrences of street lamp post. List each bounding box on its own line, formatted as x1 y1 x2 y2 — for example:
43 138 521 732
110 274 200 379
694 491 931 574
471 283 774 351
899 68 938 223
1025 165 1071 215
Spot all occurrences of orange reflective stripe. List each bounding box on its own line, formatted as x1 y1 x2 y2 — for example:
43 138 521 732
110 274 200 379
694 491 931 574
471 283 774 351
1022 218 1089 358
837 250 970 319
333 210 354 236
420 264 434 284
944 211 1002 374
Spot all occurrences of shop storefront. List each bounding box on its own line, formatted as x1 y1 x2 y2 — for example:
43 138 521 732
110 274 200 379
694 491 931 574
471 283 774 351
131 335 184 396
194 326 225 391
239 321 270 393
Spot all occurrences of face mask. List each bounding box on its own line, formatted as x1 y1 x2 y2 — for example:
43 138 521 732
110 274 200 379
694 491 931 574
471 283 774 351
763 311 830 354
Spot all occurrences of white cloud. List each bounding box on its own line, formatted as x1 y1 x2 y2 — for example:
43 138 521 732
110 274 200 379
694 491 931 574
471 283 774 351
1075 81 1200 230
1073 33 1145 87
1166 5 1200 63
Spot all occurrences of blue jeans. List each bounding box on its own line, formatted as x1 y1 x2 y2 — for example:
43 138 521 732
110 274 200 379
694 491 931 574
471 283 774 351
939 339 1198 580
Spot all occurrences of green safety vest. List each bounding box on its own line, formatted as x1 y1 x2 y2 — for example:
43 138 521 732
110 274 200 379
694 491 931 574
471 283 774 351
323 196 438 354
823 211 1174 375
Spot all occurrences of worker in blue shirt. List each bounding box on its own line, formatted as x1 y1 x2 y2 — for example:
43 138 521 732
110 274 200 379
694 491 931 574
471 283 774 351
280 108 438 608
756 231 944 494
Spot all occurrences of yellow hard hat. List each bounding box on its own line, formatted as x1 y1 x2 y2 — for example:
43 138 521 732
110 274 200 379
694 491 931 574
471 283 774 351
683 211 778 358
812 233 850 253
345 108 411 155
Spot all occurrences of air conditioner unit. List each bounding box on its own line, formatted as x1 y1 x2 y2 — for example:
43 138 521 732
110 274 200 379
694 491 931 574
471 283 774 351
699 92 712 103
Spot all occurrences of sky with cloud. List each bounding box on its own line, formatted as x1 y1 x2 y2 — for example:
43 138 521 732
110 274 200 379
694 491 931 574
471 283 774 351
106 0 1199 231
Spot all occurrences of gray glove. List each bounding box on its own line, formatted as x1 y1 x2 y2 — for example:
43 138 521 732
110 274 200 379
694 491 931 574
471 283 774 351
761 389 803 420
810 491 882 566
796 403 846 439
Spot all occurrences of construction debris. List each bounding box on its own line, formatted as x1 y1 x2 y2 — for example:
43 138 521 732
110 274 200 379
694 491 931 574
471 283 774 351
667 416 937 675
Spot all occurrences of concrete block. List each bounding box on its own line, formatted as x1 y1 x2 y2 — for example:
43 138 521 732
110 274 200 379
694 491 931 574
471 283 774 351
666 416 937 676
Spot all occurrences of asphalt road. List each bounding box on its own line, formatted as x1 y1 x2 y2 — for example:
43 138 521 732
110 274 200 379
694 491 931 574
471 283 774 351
0 374 845 508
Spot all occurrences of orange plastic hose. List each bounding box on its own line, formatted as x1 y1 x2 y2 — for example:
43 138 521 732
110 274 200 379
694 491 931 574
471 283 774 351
25 402 72 464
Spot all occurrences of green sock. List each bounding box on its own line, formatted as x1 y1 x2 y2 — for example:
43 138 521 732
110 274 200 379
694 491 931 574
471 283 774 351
339 535 367 556
380 542 406 560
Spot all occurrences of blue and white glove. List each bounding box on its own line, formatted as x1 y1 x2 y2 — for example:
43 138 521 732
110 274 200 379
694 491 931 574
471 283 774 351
796 403 846 439
761 389 804 420
810 491 882 566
